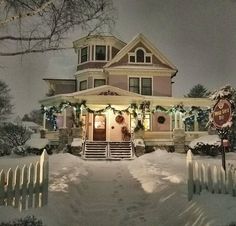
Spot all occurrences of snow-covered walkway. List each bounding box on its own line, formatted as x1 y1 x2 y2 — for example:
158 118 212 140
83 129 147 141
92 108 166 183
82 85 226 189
1 150 236 226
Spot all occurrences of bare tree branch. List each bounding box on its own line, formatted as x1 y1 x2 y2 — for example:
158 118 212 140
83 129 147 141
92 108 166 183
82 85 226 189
0 0 115 56
0 0 54 27
0 46 73 56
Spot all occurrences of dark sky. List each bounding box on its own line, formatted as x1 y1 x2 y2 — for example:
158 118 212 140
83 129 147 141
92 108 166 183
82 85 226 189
0 0 236 117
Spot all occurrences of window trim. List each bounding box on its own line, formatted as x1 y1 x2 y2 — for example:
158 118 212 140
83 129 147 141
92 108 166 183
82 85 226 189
128 76 153 96
95 45 107 61
80 46 88 64
79 80 88 91
94 78 106 88
128 47 152 64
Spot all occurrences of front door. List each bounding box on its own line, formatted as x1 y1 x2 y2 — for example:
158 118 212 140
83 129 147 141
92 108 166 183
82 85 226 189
93 114 106 141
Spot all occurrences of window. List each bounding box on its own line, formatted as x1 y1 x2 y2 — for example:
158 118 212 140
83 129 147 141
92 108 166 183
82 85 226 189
129 77 140 94
81 47 88 63
96 45 106 60
141 78 152 95
130 114 150 132
136 49 144 62
94 79 106 87
79 80 87 91
143 114 151 131
129 48 152 64
129 77 152 96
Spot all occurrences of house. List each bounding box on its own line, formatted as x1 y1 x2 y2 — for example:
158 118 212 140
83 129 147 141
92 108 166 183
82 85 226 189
39 33 212 157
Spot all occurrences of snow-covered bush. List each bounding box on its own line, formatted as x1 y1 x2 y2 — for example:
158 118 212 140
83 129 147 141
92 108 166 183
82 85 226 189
0 123 32 150
0 215 44 226
0 143 11 156
189 135 221 156
12 145 28 156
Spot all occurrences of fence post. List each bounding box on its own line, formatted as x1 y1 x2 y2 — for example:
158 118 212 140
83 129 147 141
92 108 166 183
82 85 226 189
0 170 5 206
194 162 200 194
14 166 21 209
187 150 194 201
6 168 13 206
21 165 28 210
220 166 226 194
207 164 213 193
213 165 219 193
40 150 49 206
28 163 34 209
227 168 233 195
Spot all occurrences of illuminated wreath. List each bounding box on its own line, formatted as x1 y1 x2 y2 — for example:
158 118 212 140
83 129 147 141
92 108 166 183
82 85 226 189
115 115 124 124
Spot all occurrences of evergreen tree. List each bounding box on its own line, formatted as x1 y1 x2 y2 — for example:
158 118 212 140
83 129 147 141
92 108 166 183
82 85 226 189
185 84 211 98
0 80 12 122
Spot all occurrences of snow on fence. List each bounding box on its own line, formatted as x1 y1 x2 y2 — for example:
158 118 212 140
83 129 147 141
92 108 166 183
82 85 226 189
0 150 49 211
187 149 236 201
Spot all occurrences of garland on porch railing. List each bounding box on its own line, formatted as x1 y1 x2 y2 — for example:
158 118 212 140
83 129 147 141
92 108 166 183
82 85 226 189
41 100 210 130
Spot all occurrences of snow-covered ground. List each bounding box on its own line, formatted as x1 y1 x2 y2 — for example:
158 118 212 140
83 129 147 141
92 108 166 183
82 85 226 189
1 150 236 226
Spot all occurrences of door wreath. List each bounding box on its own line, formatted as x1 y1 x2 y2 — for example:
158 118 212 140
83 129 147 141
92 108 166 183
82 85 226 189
115 115 124 124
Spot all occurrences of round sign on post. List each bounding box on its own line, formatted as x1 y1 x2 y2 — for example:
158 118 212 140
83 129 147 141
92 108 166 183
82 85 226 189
212 99 232 129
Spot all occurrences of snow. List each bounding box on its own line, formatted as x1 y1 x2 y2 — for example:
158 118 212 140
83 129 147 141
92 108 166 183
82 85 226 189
25 133 49 149
71 138 83 147
189 135 221 149
1 150 236 225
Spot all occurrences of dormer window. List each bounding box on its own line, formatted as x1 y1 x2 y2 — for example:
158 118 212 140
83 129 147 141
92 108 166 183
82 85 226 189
136 49 144 62
81 47 88 63
96 45 106 61
128 47 152 64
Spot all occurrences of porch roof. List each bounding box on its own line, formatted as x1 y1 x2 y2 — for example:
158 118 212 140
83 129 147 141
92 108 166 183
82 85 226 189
39 85 212 108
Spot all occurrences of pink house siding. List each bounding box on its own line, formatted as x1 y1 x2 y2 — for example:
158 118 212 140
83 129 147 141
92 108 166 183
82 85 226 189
152 112 171 131
108 74 128 91
153 76 172 96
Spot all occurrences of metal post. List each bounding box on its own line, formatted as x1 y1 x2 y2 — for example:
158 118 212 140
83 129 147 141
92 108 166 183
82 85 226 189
221 138 226 172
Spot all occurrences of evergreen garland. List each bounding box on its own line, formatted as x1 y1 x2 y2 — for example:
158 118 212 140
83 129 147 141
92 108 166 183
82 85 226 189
41 100 210 130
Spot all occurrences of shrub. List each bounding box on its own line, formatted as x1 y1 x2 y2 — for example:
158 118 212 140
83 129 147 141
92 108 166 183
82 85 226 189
190 142 221 156
0 216 44 226
0 123 31 150
0 143 11 156
12 146 27 156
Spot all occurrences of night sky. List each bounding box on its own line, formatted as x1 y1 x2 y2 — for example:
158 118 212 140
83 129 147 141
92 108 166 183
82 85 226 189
0 0 236 116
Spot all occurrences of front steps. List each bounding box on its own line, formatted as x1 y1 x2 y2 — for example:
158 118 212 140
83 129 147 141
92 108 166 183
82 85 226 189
83 141 134 160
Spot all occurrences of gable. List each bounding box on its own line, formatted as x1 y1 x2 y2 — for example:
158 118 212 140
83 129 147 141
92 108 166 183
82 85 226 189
104 33 177 71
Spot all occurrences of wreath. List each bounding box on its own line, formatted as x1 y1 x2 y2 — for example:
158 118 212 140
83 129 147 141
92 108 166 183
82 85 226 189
115 115 124 124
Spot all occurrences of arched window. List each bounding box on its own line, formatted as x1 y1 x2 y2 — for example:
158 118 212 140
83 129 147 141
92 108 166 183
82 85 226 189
136 49 144 62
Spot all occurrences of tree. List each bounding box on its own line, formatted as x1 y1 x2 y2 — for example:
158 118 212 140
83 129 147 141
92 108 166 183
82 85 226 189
0 122 31 148
0 0 115 56
0 80 12 122
185 84 211 98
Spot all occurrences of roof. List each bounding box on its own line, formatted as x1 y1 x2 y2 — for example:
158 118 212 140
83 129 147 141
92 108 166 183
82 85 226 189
104 33 177 71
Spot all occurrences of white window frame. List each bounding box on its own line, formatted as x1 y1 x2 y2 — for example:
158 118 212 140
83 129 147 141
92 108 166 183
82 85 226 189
128 76 153 96
128 47 152 64
79 80 88 91
95 45 107 62
80 46 89 64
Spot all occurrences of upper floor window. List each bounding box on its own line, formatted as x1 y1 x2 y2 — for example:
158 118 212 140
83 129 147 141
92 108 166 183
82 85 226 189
94 79 106 87
96 45 106 61
81 47 88 63
79 80 87 91
129 77 152 96
136 49 144 62
128 48 152 64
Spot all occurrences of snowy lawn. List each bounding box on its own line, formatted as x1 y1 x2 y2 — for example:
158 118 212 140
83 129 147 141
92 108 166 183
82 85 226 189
1 150 236 226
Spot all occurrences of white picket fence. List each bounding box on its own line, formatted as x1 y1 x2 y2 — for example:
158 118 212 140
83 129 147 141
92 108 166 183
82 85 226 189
187 149 236 201
0 150 49 211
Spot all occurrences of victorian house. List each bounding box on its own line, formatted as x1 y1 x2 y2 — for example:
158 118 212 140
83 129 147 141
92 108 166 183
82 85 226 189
40 33 211 159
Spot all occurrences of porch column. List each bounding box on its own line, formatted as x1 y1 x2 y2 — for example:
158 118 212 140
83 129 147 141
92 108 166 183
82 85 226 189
174 112 178 129
63 108 67 128
43 112 46 130
179 112 183 129
194 114 199 131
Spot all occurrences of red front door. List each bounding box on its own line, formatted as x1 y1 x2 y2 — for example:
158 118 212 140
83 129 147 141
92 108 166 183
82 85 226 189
93 114 106 141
